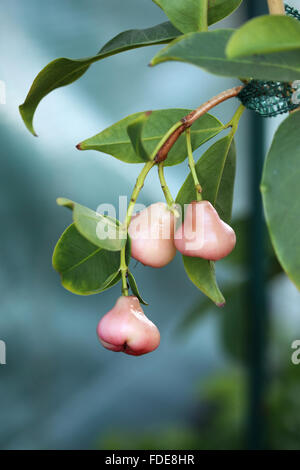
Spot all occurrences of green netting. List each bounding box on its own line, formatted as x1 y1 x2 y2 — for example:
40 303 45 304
237 3 300 118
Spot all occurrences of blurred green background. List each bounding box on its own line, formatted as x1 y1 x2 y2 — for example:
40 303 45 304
0 0 300 450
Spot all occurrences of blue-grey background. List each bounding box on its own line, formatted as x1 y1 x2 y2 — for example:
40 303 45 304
0 0 300 450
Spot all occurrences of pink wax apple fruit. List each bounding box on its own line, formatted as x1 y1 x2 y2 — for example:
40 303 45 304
128 202 176 268
97 296 160 356
174 200 236 261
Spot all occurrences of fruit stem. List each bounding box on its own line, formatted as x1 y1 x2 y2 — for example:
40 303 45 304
158 163 174 206
120 246 129 297
225 104 245 135
186 128 202 202
120 160 155 295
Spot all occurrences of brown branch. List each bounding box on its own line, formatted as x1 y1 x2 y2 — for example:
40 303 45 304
155 85 243 163
267 0 285 15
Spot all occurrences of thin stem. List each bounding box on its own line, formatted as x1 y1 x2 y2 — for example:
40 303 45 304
199 0 208 31
158 163 174 207
124 161 155 230
155 85 243 164
120 246 129 297
225 103 245 134
186 128 202 202
119 160 155 296
267 0 285 14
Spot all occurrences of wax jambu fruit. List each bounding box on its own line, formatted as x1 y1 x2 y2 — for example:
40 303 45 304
97 296 160 356
128 202 176 268
174 200 236 261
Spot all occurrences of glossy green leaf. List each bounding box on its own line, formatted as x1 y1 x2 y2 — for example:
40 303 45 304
127 272 148 305
52 224 126 295
127 112 152 161
19 22 181 135
78 109 224 166
153 0 209 33
226 15 300 59
57 197 127 251
176 135 236 305
153 0 242 28
151 29 300 82
261 111 300 290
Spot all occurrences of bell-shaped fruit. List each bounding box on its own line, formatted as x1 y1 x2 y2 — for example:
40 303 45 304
174 200 236 261
97 296 160 356
128 202 176 268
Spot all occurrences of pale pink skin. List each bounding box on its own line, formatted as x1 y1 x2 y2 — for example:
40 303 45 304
97 296 160 356
128 202 176 268
174 201 236 261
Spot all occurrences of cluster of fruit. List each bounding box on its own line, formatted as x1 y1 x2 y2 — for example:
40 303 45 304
97 200 236 356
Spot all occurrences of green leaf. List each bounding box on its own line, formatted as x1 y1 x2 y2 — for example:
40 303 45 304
153 0 209 33
151 29 300 82
176 135 236 305
57 197 127 252
207 0 242 26
52 224 126 295
127 112 152 161
153 0 242 29
78 109 224 166
261 111 300 290
19 22 181 135
183 258 225 306
226 15 300 59
127 272 148 305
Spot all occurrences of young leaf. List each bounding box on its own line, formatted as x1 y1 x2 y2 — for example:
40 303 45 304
153 0 209 33
127 272 148 306
226 15 300 59
19 22 181 135
153 0 242 29
176 135 236 305
57 197 127 251
151 29 300 82
261 111 300 290
78 109 224 166
52 224 123 295
127 112 152 161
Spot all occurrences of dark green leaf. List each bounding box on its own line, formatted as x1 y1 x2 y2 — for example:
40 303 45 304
226 15 300 59
57 197 127 251
78 109 224 166
127 112 152 161
176 135 236 305
19 22 181 135
151 29 300 82
261 111 300 290
127 271 148 305
52 224 122 295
